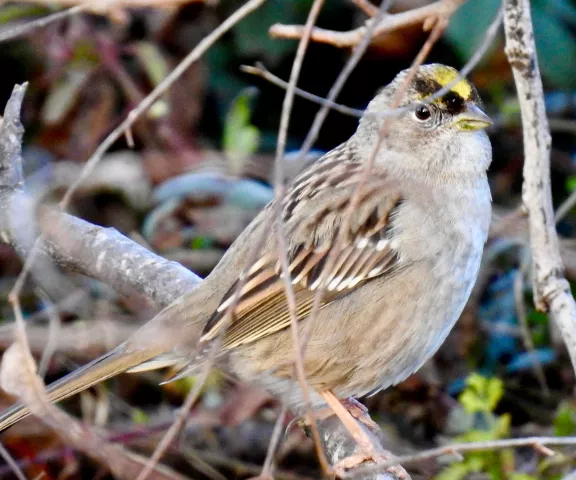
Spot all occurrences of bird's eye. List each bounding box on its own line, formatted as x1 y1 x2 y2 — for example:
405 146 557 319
414 105 431 121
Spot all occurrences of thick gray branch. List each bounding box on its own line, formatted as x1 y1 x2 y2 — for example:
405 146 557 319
0 85 408 479
503 0 576 370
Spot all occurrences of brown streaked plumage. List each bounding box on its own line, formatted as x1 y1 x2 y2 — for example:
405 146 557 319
0 65 493 469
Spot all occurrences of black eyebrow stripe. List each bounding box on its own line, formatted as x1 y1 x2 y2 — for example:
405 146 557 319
413 75 472 115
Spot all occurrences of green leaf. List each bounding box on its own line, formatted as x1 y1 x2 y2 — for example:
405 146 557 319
223 88 260 175
466 454 485 472
458 428 498 443
554 404 576 436
434 463 472 480
458 374 504 414
566 176 576 193
485 377 504 412
494 413 511 438
509 474 539 480
191 236 214 250
459 389 488 415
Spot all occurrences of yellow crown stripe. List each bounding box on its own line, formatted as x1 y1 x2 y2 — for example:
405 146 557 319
430 66 472 100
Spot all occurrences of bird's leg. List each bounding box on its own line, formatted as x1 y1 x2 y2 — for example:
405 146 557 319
319 391 409 478
320 390 389 473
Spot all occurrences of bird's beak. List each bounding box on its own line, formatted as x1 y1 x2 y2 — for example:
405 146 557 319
453 103 492 131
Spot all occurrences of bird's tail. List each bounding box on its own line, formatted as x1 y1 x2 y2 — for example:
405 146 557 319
0 345 164 433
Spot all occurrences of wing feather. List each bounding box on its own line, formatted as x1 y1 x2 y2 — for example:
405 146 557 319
200 153 404 350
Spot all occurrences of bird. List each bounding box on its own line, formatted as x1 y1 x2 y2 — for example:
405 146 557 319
0 64 492 470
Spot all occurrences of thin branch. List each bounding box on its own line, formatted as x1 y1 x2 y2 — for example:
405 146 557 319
0 441 27 480
1 0 207 14
134 341 219 480
556 187 576 223
269 0 464 48
0 319 136 357
259 405 288 478
347 436 576 477
4 0 268 374
240 64 364 117
0 5 86 43
246 4 502 144
59 0 267 209
0 342 188 480
0 83 390 478
513 249 549 394
36 290 62 379
297 0 396 158
1 195 201 309
503 0 576 372
271 0 331 473
353 0 380 18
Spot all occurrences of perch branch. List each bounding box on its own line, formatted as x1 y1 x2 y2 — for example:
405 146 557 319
503 0 576 371
0 5 86 43
0 85 190 480
269 0 465 48
0 91 400 480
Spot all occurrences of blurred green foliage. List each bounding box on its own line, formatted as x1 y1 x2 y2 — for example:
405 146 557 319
447 0 576 87
435 374 538 480
554 403 576 437
223 87 261 175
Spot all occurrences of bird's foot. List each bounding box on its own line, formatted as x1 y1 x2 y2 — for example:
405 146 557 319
340 397 380 431
334 450 407 479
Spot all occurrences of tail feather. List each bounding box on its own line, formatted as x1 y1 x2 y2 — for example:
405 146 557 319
0 346 163 433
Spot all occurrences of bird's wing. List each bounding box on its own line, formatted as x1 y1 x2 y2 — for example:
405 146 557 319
200 154 405 350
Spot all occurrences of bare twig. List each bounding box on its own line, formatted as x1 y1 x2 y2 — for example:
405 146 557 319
503 0 576 372
353 0 379 18
134 341 219 480
298 0 396 158
1 0 207 15
513 250 550 395
240 64 364 117
304 5 501 478
0 5 86 43
36 290 62 378
0 82 389 477
0 194 201 308
260 405 288 478
0 441 27 480
269 0 465 48
255 5 502 132
270 0 331 473
0 318 135 357
0 342 188 480
0 0 269 474
345 436 576 477
59 0 267 209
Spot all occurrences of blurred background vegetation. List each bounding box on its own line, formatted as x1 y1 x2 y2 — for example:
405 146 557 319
2 0 576 479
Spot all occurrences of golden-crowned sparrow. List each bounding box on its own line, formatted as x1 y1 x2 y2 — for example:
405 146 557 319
0 65 492 450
